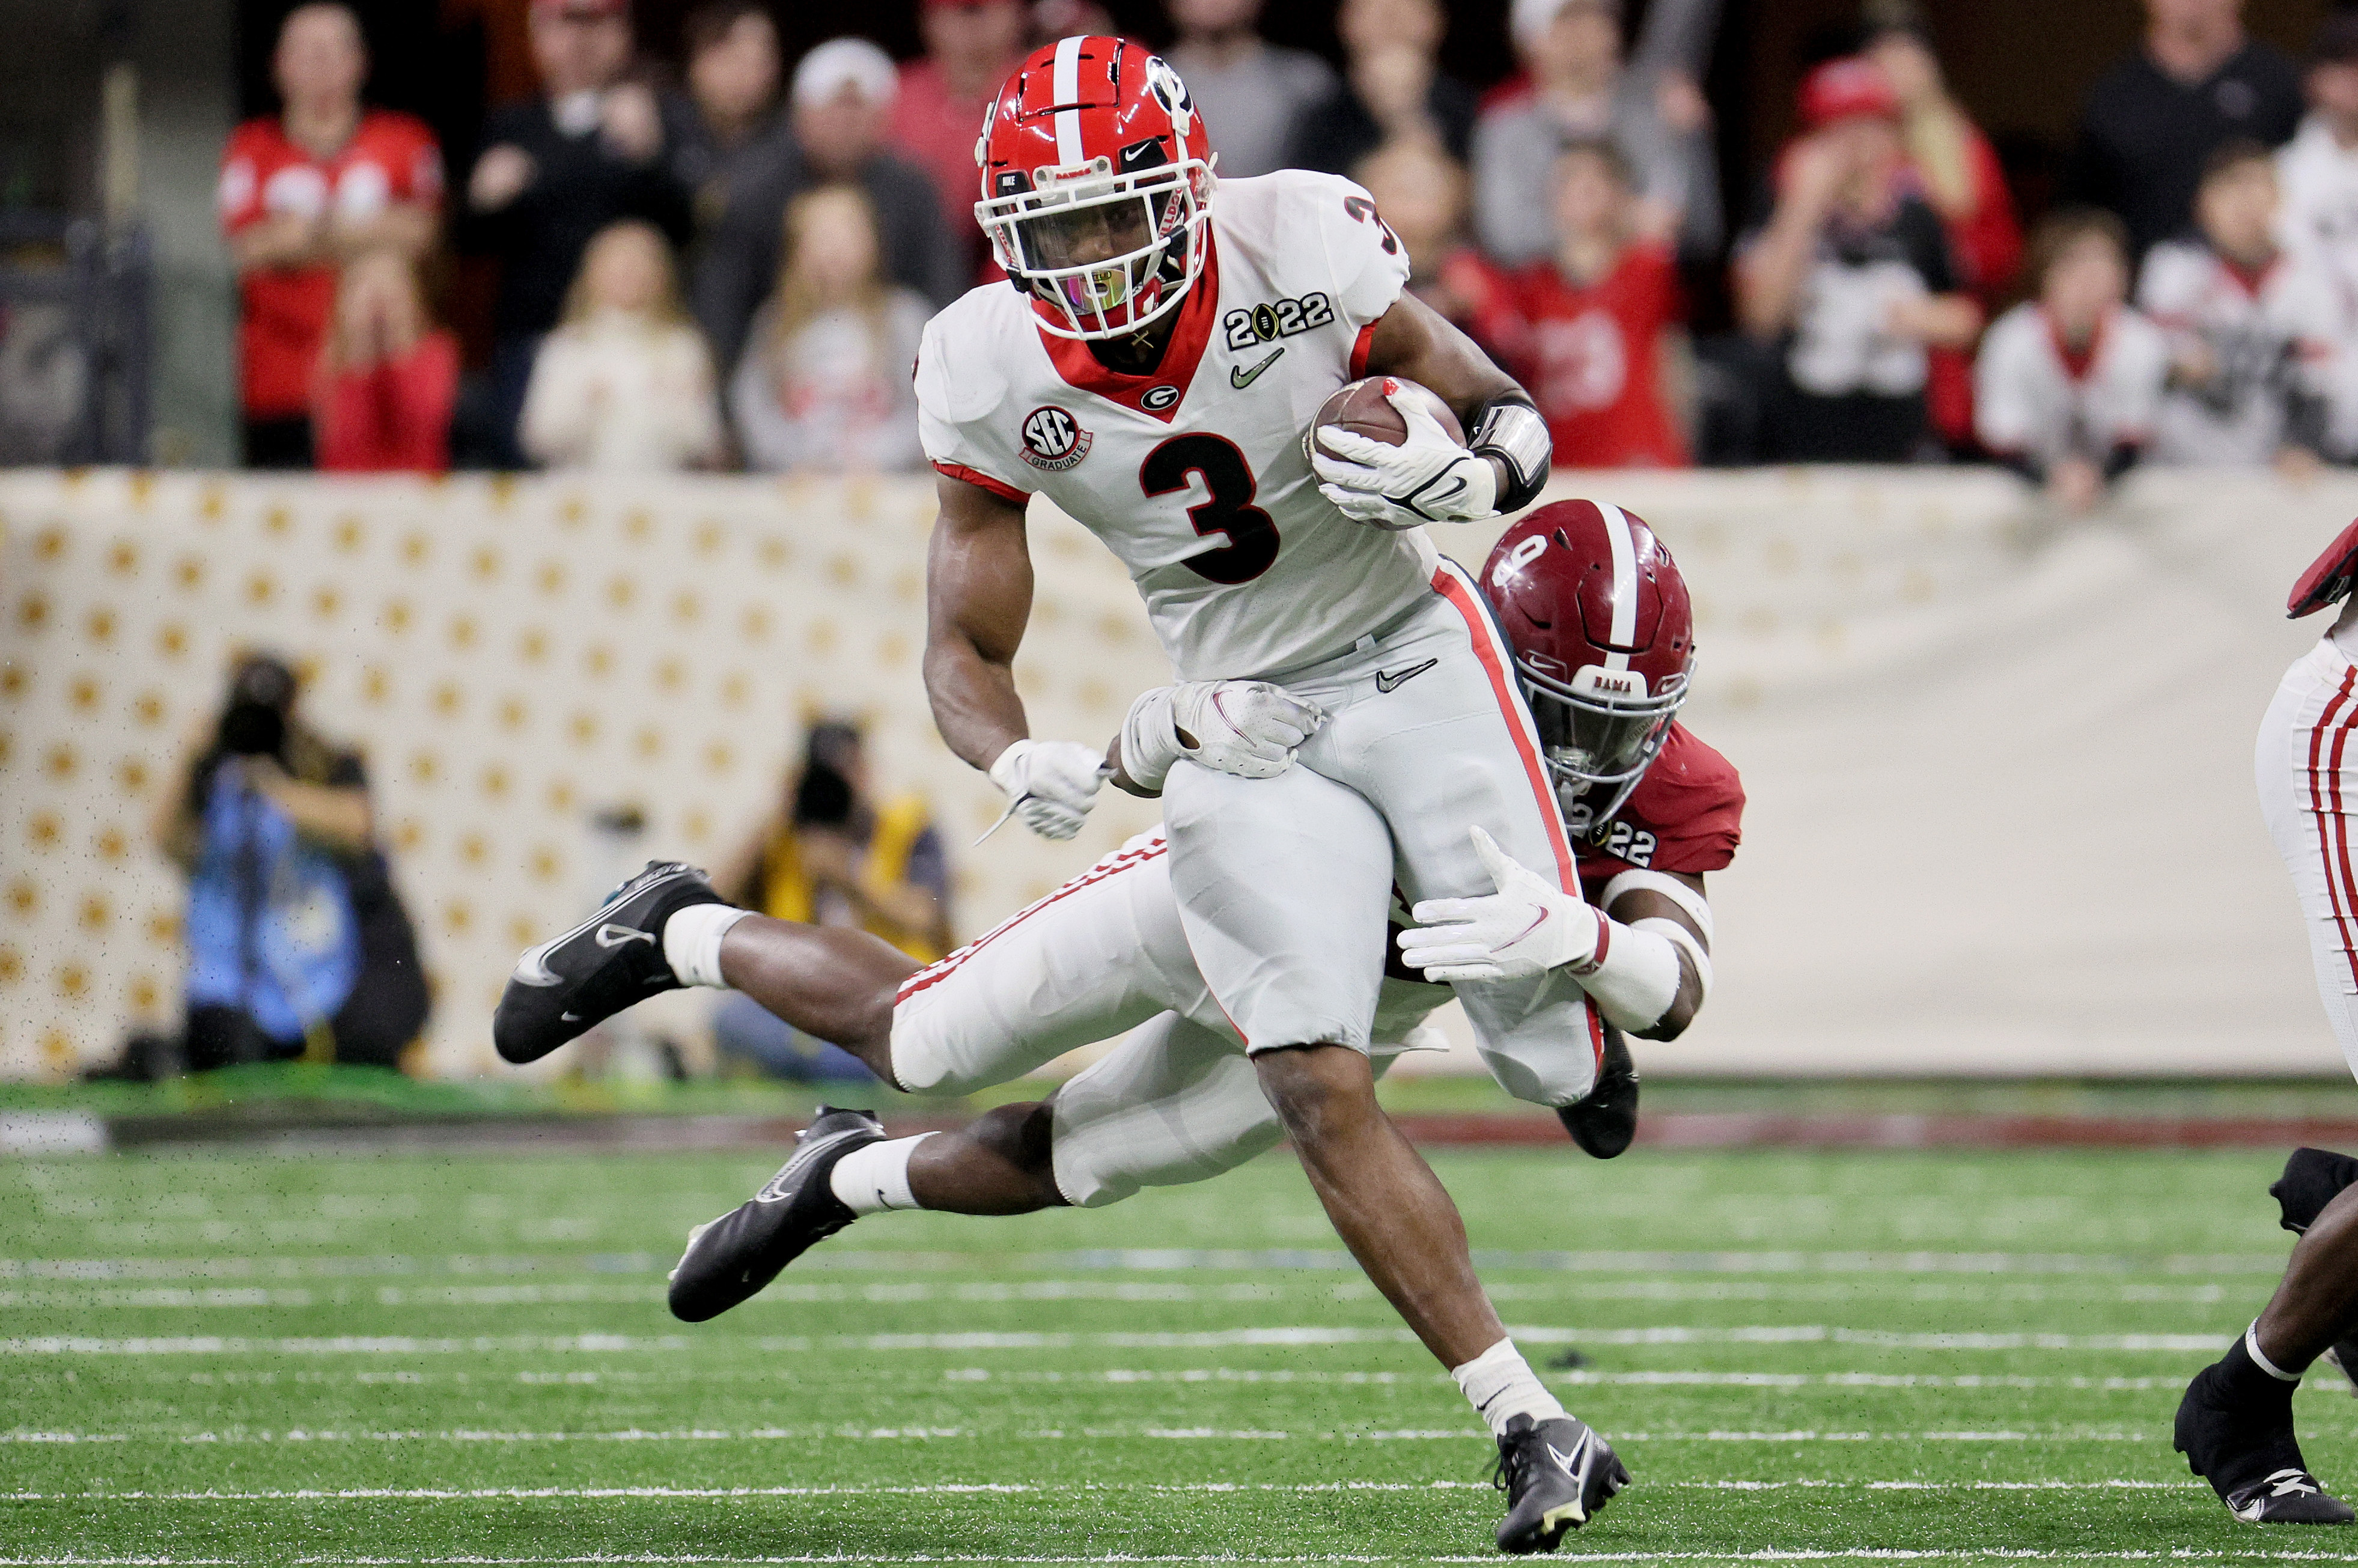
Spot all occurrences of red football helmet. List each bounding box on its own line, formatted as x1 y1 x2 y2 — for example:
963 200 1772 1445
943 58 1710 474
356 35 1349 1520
1481 499 1696 824
974 35 1216 339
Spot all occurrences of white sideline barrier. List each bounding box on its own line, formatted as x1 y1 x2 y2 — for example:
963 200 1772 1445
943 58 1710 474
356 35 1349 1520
0 466 2351 1080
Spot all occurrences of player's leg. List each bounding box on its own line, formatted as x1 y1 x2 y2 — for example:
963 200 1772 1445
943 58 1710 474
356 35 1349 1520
2175 646 2358 1524
670 840 1204 1319
1166 759 1621 1547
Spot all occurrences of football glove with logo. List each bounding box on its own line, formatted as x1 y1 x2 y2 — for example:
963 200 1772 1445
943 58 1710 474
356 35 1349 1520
1400 825 1598 982
986 738 1110 842
1312 389 1499 527
1120 680 1327 791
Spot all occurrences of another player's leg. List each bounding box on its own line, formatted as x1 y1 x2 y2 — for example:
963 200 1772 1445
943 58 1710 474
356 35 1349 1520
2177 649 2358 1523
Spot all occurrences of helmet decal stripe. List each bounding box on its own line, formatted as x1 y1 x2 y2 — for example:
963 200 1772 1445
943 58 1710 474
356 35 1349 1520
1598 502 1637 669
1052 35 1085 168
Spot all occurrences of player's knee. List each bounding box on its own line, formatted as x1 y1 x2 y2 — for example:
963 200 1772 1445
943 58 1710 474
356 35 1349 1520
1253 1043 1379 1146
964 1100 1065 1207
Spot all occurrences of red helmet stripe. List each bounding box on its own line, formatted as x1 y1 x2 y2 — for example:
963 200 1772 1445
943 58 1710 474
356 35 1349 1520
1598 502 1637 667
1051 35 1085 166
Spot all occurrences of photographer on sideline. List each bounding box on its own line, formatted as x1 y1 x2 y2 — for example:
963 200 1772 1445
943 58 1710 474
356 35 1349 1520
155 653 429 1071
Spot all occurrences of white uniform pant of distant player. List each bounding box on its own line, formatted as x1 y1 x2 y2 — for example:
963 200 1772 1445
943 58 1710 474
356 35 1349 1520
1159 558 1601 1106
2258 635 2358 1075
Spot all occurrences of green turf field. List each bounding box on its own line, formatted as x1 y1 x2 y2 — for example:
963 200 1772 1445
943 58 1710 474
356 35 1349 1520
1 1144 2348 1564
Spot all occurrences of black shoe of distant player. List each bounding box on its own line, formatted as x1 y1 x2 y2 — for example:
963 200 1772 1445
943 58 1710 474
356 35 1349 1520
2175 1360 2356 1524
493 861 724 1065
668 1106 885 1323
1558 1029 1638 1160
1492 1412 1630 1553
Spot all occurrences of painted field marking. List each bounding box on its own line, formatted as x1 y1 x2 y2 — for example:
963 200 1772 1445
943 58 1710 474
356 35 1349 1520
0 1427 2176 1445
0 1326 2241 1357
0 1481 2209 1503
0 1249 2298 1281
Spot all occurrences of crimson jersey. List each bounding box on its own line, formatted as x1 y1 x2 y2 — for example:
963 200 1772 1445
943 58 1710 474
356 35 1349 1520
1507 241 1688 469
1564 722 1744 895
219 111 443 416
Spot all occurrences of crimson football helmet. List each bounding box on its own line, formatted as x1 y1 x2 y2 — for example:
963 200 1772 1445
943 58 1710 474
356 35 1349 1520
974 35 1216 339
1482 499 1695 825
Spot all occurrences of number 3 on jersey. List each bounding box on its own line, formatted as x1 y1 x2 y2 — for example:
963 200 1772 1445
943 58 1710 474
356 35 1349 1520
1141 433 1279 585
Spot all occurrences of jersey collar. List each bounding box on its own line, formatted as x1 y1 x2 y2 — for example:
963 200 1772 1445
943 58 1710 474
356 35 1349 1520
1033 230 1222 424
2043 305 2109 382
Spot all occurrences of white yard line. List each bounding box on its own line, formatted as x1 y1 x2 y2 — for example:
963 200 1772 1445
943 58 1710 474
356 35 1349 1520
0 1326 2240 1356
0 1481 2208 1503
0 1250 2296 1281
0 1427 2171 1445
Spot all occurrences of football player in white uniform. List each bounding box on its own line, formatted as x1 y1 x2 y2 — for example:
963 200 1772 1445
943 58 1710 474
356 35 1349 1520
2172 523 2358 1527
910 39 1598 1519
492 502 1722 1552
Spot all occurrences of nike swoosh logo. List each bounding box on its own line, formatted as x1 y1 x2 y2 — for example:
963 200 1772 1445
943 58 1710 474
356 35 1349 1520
1229 347 1284 389
1373 658 1438 693
512 936 566 987
595 924 656 949
754 1127 868 1203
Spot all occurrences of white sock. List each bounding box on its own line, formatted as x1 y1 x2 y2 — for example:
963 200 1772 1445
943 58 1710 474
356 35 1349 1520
1452 1337 1568 1437
663 904 752 989
829 1134 936 1217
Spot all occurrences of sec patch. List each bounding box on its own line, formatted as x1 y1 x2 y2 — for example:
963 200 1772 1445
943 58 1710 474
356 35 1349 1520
1020 406 1093 472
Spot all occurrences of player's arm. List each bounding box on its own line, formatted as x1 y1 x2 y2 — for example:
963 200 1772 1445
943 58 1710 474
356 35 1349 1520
1398 827 1714 1042
922 472 1106 840
1314 290 1551 526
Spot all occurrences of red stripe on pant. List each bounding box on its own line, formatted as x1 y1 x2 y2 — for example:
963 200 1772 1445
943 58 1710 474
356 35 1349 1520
895 841 1168 1004
2317 668 2358 988
1428 564 1580 894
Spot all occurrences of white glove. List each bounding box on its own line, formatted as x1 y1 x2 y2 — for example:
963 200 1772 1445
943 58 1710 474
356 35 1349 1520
985 738 1108 842
1121 681 1327 790
1311 388 1499 528
1397 825 1600 983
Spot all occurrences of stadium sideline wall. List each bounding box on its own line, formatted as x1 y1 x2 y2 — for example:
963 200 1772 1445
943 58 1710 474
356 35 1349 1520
0 467 2350 1081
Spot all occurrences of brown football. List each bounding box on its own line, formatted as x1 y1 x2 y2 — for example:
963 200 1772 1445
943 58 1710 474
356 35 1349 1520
1305 375 1466 466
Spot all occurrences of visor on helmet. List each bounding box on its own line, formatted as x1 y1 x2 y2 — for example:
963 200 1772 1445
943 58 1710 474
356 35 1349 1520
978 159 1210 339
1520 660 1687 822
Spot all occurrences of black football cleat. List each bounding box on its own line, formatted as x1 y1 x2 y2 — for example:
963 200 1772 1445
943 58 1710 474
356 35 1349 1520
2176 1360 2356 1524
668 1106 886 1322
1558 1029 1638 1159
1492 1412 1630 1553
493 861 724 1065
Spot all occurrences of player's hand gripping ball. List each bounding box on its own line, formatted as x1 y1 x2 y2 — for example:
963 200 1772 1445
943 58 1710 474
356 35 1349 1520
1308 377 1495 529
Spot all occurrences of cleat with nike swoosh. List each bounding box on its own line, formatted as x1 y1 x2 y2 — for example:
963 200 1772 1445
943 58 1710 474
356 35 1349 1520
492 861 726 1065
2177 1358 2357 1524
668 1105 886 1321
1493 1413 1630 1553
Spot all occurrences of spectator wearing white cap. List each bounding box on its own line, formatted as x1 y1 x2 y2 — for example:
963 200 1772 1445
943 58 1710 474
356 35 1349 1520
463 0 697 467
693 35 962 382
1472 0 1722 267
1165 0 1336 180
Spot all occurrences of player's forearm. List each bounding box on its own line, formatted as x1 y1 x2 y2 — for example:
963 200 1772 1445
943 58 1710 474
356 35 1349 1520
922 636 1029 772
328 202 437 261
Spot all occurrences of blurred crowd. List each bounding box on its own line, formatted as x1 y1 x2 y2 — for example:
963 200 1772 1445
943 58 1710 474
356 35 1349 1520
219 0 2358 509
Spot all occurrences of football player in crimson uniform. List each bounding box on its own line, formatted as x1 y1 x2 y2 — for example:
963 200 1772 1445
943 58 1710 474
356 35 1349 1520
494 500 1728 1552
916 38 1607 1521
2171 523 2358 1526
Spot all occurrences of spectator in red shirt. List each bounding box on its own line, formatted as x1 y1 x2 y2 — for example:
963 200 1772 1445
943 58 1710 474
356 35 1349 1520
219 2 441 469
1513 140 1689 469
889 0 1026 283
312 251 460 474
1862 3 2023 450
1351 136 1519 363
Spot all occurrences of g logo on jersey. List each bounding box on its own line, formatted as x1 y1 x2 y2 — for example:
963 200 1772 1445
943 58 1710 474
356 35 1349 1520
1020 405 1094 471
1142 384 1180 412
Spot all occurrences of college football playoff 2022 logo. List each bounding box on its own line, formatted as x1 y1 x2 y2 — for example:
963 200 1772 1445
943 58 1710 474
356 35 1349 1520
1019 406 1093 472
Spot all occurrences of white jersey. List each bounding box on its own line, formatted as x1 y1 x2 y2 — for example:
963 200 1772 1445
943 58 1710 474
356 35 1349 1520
915 170 1435 681
2276 116 2358 458
2136 240 2336 465
1972 302 2168 470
